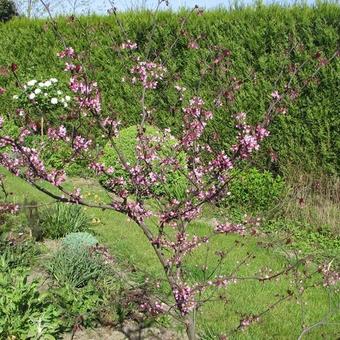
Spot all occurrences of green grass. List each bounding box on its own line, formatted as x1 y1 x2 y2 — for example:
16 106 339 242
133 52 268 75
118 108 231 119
1 169 339 339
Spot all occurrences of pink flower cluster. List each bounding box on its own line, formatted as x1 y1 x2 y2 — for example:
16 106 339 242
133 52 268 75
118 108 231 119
0 136 66 186
160 199 203 225
69 77 101 114
130 60 167 89
0 203 19 215
46 170 66 186
57 47 102 114
64 63 82 72
47 125 69 141
140 300 166 316
100 117 121 137
111 201 152 223
182 97 213 148
215 223 245 235
271 91 282 100
154 232 207 266
121 40 137 50
209 152 233 172
232 116 270 159
57 47 75 58
73 135 92 152
174 283 196 315
239 315 260 330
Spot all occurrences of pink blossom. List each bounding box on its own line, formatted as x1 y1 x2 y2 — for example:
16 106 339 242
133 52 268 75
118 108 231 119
0 203 19 214
215 223 245 235
181 97 213 148
209 152 233 171
271 91 282 100
126 202 152 223
46 170 66 186
0 87 5 95
239 315 260 330
121 40 137 50
73 135 92 152
47 125 68 141
188 40 199 49
174 283 196 315
57 47 75 58
140 300 166 316
130 61 166 89
70 188 82 203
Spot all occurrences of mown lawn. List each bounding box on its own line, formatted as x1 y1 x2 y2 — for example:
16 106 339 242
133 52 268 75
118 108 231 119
1 169 339 339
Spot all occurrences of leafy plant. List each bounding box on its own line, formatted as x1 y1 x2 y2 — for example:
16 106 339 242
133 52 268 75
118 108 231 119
224 167 285 213
0 239 38 271
50 283 102 330
39 203 90 239
12 77 72 125
46 245 106 288
0 0 17 22
262 218 340 262
0 268 62 339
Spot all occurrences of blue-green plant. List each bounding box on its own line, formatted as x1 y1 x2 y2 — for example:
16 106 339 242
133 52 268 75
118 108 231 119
62 232 98 250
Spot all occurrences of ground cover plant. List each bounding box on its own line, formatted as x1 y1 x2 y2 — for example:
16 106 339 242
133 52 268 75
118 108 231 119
0 1 339 339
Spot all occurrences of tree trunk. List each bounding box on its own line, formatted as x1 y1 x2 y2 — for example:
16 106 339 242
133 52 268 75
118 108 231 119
185 314 196 340
41 116 44 138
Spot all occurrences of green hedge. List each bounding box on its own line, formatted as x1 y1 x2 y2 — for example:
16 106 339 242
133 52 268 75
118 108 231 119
0 4 339 175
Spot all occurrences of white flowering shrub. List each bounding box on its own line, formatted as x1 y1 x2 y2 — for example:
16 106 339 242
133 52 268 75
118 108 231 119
13 78 72 119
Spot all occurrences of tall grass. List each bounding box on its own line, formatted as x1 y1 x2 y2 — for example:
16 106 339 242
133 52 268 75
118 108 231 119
281 167 340 235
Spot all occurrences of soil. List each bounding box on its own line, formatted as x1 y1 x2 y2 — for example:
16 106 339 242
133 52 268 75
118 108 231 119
63 321 187 340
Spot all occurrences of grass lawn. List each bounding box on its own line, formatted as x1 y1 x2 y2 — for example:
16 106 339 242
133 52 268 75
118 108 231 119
1 169 339 339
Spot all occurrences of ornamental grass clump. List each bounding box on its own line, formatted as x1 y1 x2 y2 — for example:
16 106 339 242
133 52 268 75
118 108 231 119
47 239 105 289
39 203 90 239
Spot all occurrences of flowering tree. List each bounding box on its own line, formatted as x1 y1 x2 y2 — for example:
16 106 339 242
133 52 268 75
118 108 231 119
0 2 339 338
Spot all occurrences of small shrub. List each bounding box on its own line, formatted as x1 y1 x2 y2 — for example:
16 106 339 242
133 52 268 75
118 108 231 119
40 203 90 239
62 232 98 250
101 125 188 199
37 137 91 177
50 283 102 330
0 239 38 271
0 268 62 338
224 167 285 214
0 0 17 22
47 245 105 288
